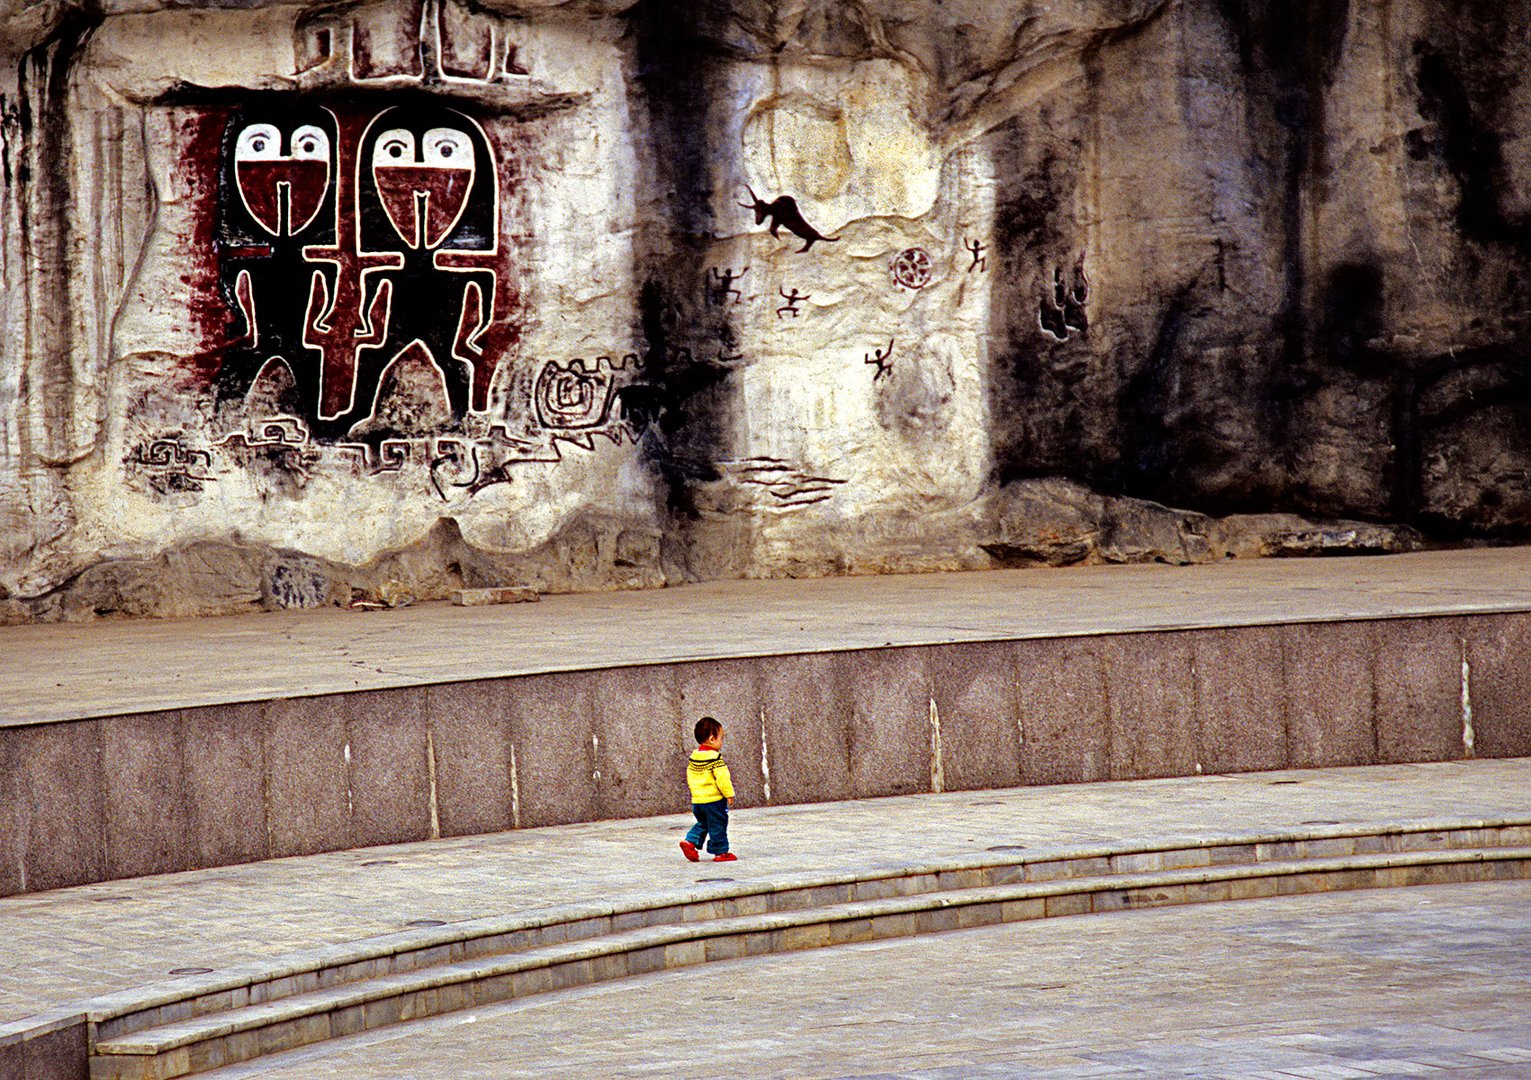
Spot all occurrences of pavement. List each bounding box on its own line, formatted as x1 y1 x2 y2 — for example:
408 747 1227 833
199 880 1531 1079
3 546 1529 725
4 758 1529 1038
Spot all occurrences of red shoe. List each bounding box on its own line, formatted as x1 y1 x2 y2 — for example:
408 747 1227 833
713 853 737 862
679 840 700 862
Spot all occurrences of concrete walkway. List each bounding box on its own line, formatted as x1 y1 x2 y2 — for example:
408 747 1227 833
201 881 1531 1079
4 758 1528 1031
3 547 1529 725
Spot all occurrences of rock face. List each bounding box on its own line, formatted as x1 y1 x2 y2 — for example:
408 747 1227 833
0 0 1526 621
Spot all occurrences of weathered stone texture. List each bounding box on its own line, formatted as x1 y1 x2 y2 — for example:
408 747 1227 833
1464 612 1531 760
1015 636 1111 787
1 0 1529 621
425 680 515 837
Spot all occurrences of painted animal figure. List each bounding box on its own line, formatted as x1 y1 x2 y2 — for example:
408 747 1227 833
739 186 840 253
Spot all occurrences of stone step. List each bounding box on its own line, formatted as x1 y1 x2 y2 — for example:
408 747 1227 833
89 843 1531 1080
84 818 1528 1048
86 819 1531 1046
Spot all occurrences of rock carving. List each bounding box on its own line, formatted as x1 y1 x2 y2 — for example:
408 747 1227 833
1039 254 1090 341
708 266 749 306
739 187 840 253
891 248 933 290
865 339 895 383
776 287 809 318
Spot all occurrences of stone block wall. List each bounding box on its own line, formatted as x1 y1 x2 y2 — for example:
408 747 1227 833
1 612 1527 899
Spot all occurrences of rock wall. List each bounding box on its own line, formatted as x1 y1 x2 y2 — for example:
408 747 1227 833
0 0 1525 621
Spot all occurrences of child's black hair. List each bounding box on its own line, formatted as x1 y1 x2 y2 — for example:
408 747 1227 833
695 716 722 745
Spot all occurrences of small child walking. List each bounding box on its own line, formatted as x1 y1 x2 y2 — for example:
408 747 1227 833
681 716 737 863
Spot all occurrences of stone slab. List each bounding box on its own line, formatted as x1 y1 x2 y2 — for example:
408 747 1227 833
926 641 1023 793
588 665 685 820
845 649 930 800
504 672 600 828
672 658 765 808
3 721 107 894
1373 618 1468 765
265 698 348 860
424 681 513 838
19 1021 87 1080
1282 621 1377 769
1194 625 1287 774
758 653 854 806
183 702 269 869
1015 636 1109 786
1465 612 1531 760
344 689 432 850
0 736 20 898
1102 631 1199 780
451 588 538 607
102 712 193 882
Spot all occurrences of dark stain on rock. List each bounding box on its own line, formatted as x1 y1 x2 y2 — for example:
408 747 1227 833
1321 263 1387 375
619 280 730 519
623 0 738 532
1117 281 1196 502
17 6 103 462
987 122 1085 490
177 106 235 387
1216 1 1353 479
1412 41 1531 251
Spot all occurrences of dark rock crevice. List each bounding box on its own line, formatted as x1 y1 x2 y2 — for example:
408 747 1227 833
622 0 749 577
18 5 102 466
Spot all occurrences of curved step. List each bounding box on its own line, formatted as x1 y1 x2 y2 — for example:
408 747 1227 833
82 817 1531 1047
89 841 1531 1079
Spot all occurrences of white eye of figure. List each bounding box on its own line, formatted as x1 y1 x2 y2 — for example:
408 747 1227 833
422 128 472 167
291 125 329 161
373 128 417 166
235 124 283 161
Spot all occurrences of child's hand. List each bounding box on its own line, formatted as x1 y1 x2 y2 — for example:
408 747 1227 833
727 798 734 808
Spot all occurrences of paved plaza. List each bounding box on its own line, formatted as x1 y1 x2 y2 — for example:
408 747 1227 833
198 880 1531 1079
4 758 1530 1077
4 550 1530 1076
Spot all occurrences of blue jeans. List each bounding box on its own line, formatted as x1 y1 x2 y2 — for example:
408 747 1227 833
686 799 729 855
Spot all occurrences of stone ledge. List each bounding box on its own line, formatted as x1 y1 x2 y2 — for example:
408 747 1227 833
81 815 1531 1036
93 851 1531 1075
450 586 538 606
85 838 1531 1079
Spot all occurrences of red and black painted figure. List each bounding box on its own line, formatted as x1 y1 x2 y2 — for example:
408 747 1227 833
208 98 514 442
344 103 502 436
214 103 340 418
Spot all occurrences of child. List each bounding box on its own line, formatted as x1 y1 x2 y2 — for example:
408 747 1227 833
680 716 736 862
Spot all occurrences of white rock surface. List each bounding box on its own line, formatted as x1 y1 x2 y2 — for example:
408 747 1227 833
0 0 1524 620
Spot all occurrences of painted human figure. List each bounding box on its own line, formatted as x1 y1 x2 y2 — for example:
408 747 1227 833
708 266 748 306
214 106 339 419
776 286 809 318
865 339 895 382
339 104 501 435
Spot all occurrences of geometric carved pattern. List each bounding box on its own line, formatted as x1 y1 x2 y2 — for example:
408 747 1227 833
212 100 517 441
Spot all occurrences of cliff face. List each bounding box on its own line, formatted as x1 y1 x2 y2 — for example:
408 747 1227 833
0 0 1524 620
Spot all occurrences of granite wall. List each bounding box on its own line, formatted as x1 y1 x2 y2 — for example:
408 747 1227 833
1 0 1529 621
2 612 1527 898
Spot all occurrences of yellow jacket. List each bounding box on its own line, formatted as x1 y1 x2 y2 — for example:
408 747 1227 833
686 748 734 803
